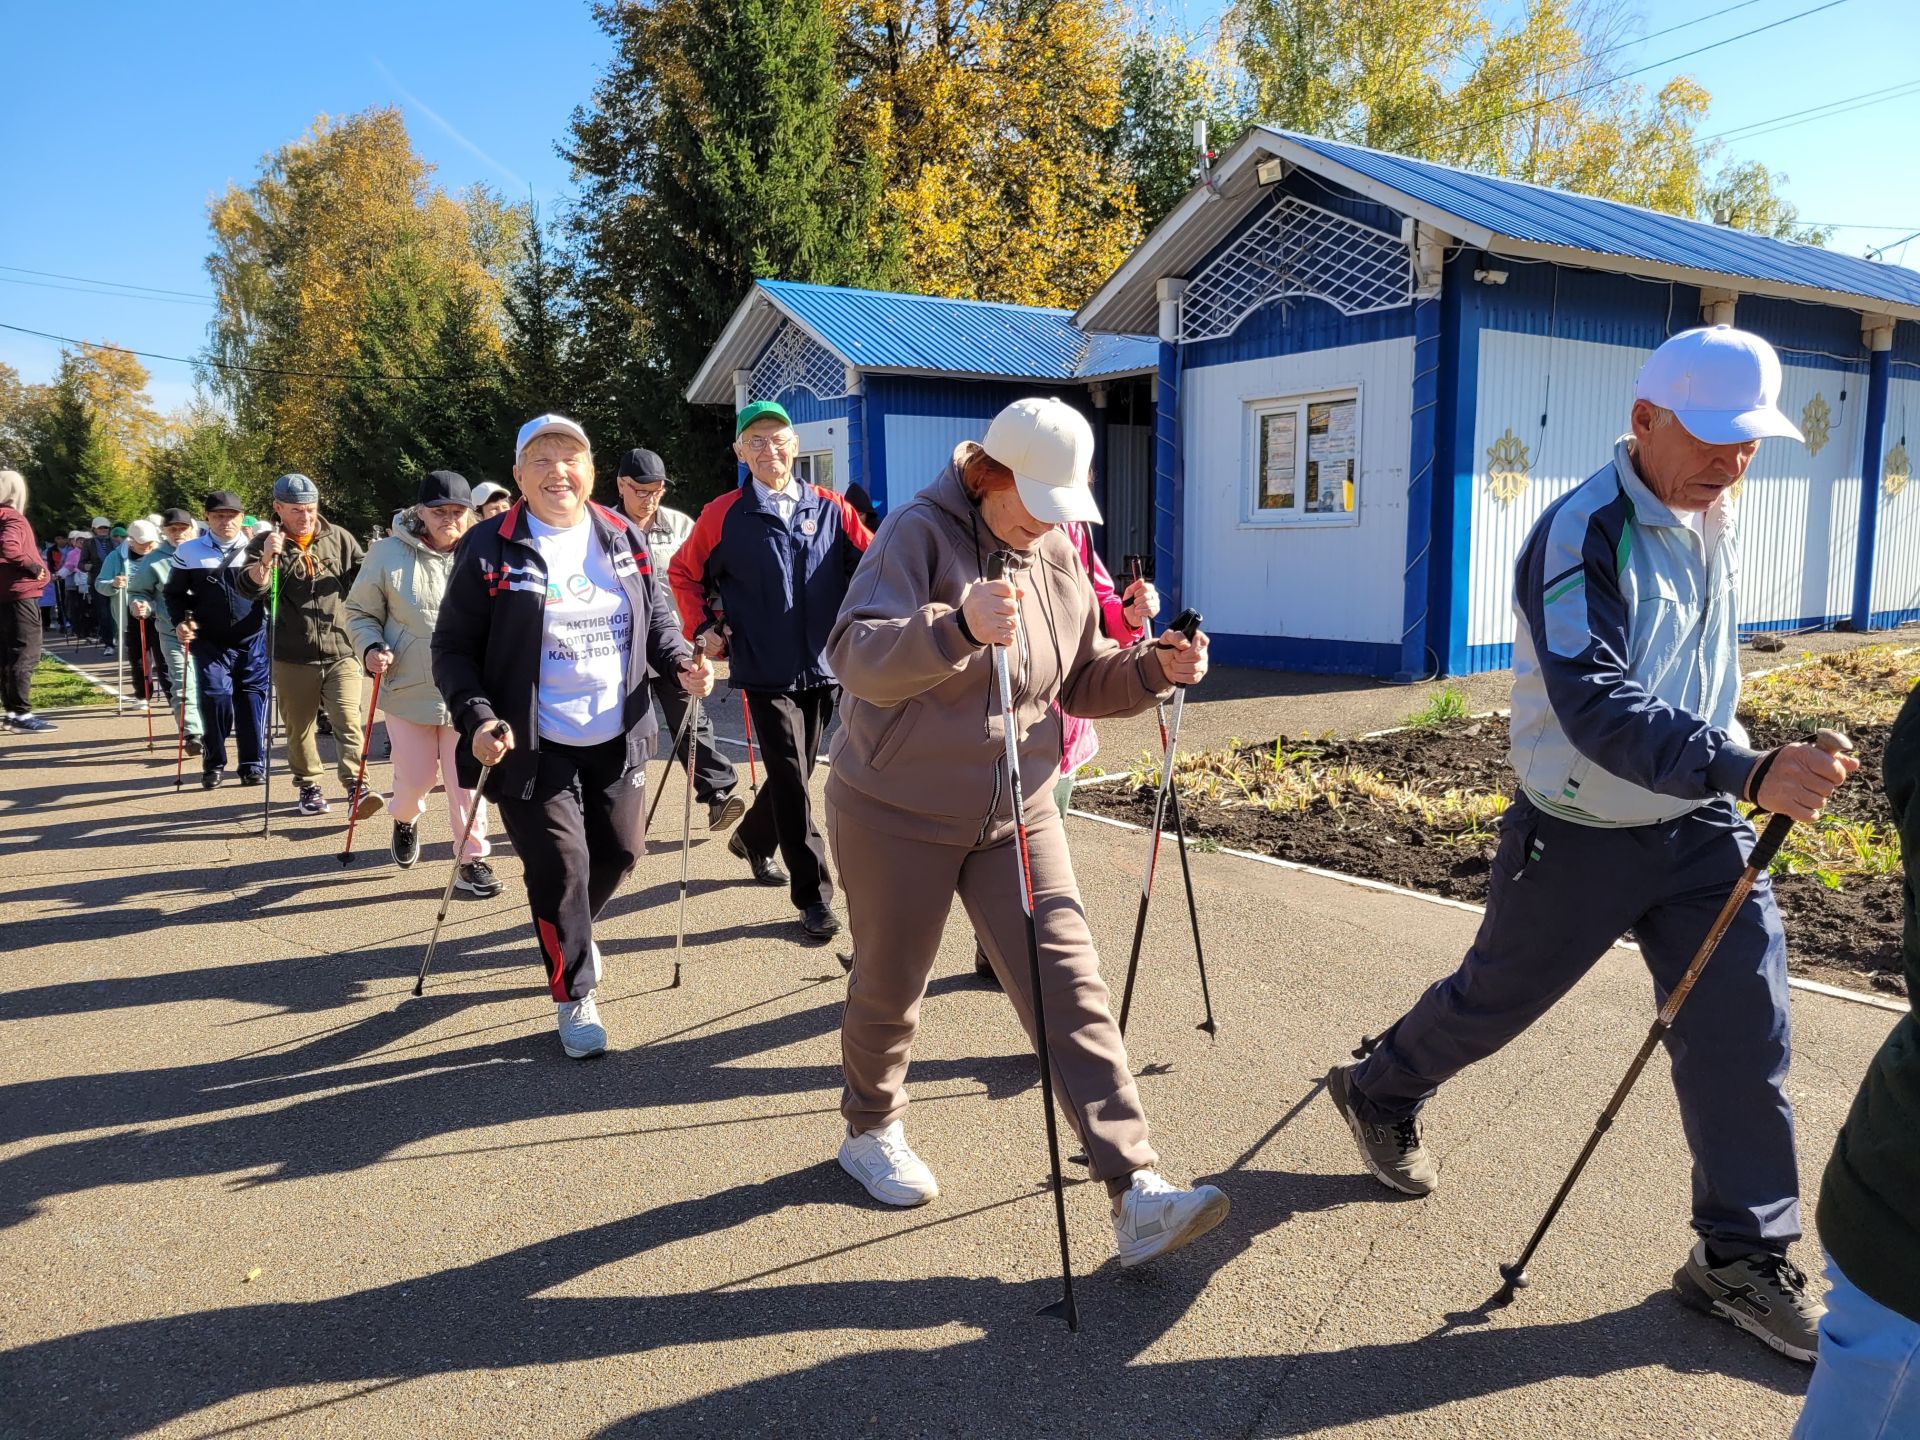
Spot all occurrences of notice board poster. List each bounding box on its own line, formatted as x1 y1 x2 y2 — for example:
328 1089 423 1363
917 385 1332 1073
1305 398 1356 514
1258 410 1298 510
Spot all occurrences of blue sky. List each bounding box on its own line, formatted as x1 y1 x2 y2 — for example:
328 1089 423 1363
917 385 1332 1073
4 0 1918 415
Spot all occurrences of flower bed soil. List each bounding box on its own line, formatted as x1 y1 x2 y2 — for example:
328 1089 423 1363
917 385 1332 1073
1079 715 1906 999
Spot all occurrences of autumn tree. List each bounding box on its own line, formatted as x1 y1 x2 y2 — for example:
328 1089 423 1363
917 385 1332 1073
1110 27 1248 229
206 107 514 489
0 361 50 477
24 362 155 535
146 400 258 517
845 0 1140 306
567 0 887 497
1703 158 1828 244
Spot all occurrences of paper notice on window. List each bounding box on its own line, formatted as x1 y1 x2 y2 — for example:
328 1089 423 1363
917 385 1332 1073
1306 399 1357 514
1259 411 1297 510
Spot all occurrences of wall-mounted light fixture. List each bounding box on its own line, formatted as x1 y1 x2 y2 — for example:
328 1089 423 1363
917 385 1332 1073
1255 158 1288 186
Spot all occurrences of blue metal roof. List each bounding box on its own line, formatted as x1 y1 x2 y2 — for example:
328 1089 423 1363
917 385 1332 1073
1275 129 1920 313
759 280 1157 380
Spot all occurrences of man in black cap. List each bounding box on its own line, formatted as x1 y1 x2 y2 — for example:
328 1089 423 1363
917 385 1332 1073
239 473 380 819
164 491 269 787
615 448 744 832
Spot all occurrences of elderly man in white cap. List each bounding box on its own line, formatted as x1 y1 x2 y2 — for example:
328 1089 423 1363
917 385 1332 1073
823 396 1232 1271
1323 325 1858 1363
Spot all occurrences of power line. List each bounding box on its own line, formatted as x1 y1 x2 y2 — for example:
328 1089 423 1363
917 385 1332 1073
0 321 455 384
1431 0 1853 145
1532 0 1771 81
0 275 215 308
1702 78 1920 145
0 263 213 301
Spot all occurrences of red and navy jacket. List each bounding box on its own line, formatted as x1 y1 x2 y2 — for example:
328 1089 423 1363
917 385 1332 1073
431 500 692 799
668 479 872 693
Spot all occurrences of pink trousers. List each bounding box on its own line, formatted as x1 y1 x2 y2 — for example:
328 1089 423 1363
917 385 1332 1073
385 715 491 860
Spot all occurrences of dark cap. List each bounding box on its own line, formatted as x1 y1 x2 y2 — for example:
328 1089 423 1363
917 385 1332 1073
161 508 195 528
203 490 244 514
417 470 473 509
616 448 668 483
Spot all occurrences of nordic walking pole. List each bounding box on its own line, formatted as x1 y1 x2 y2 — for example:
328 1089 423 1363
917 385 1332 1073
986 549 1078 1332
337 669 383 865
740 694 759 795
1117 606 1204 1038
670 690 701 990
1125 557 1216 1037
1491 728 1852 1307
645 694 702 834
413 722 506 997
137 613 154 751
261 540 279 836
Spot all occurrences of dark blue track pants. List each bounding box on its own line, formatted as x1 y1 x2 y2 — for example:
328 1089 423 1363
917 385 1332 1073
191 631 268 775
1350 792 1799 1252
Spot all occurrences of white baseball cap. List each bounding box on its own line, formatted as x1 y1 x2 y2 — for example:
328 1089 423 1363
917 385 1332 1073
127 519 160 545
514 413 591 462
91 515 111 529
982 397 1101 526
1634 325 1803 445
471 481 511 508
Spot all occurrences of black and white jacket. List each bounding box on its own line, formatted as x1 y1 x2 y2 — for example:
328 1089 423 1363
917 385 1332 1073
431 500 693 799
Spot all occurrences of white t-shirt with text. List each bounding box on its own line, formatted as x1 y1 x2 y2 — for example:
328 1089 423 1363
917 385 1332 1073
526 512 634 746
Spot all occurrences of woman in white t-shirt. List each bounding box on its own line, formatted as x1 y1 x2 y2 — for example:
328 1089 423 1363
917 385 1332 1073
432 414 714 1060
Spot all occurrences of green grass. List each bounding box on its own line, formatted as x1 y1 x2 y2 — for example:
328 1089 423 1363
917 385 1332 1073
1402 684 1470 729
29 657 112 711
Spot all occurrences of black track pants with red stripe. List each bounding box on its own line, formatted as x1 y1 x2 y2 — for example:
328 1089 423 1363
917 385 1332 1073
494 735 648 1002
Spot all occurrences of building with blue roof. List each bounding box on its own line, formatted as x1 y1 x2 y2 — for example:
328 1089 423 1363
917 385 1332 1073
688 280 1161 558
1074 124 1920 677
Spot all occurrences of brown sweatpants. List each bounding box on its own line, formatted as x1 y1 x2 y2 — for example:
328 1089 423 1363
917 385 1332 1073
274 656 365 789
832 803 1158 1182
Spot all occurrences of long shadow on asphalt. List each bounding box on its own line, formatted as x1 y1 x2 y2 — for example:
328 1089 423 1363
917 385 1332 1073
0 1162 1802 1439
0 974 1033 1226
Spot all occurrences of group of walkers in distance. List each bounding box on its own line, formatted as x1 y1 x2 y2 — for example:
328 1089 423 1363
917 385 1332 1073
1 323 1917 1438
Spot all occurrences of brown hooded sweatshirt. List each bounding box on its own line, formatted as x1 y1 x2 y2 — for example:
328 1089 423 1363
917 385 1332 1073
825 445 1172 846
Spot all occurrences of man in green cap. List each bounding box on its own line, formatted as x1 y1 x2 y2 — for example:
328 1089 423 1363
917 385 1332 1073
669 400 872 941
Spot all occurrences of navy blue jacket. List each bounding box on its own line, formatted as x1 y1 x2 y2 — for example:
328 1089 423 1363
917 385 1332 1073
162 531 267 644
667 479 871 693
432 500 693 800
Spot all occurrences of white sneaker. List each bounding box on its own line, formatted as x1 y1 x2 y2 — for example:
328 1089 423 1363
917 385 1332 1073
1112 1170 1230 1268
838 1120 939 1206
556 991 607 1059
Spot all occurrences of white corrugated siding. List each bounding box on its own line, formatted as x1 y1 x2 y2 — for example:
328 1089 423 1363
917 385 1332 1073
1182 337 1412 642
792 418 849 493
1467 332 1644 648
881 414 987 511
1737 361 1863 626
1871 375 1920 619
1468 335 1864 641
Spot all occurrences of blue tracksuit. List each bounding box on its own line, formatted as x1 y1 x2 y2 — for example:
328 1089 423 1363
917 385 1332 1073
163 531 268 776
1351 440 1798 1253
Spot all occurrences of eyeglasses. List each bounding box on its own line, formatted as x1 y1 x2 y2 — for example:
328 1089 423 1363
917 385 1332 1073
619 477 667 492
741 433 795 455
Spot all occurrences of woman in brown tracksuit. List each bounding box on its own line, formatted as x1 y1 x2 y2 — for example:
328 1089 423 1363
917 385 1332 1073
826 396 1229 1270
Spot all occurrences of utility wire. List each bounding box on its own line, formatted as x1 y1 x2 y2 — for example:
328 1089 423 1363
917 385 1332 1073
0 263 213 301
1701 78 1920 145
1530 0 1772 81
0 275 215 307
1430 0 1853 144
0 320 455 383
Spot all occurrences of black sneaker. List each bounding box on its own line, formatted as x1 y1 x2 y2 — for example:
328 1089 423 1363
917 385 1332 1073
10 713 56 733
316 711 333 737
1324 1063 1439 1196
1674 1242 1825 1363
392 820 421 869
800 903 841 941
296 783 330 816
185 736 204 758
456 860 503 898
202 768 225 790
728 829 788 887
974 943 1002 990
346 783 384 820
707 794 747 831
238 768 264 787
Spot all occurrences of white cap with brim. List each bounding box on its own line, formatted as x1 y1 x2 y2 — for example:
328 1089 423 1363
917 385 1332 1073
1634 324 1804 445
982 397 1102 526
515 413 591 462
127 520 160 545
471 481 511 508
92 516 111 529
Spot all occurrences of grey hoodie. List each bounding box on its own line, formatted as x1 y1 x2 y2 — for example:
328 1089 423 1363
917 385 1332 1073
826 446 1171 846
344 510 458 727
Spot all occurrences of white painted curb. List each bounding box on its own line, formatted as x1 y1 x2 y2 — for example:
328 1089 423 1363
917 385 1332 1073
1068 803 1908 1015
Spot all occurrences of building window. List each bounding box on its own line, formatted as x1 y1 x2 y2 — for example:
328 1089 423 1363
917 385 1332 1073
793 450 836 490
1245 390 1359 526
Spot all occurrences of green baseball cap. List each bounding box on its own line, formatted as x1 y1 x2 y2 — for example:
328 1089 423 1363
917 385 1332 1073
735 400 792 437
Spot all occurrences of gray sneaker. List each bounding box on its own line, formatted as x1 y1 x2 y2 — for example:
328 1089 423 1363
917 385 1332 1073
1674 1242 1825 1363
1324 1063 1438 1196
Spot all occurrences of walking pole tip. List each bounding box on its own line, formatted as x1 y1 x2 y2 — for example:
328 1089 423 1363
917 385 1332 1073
1491 1263 1528 1307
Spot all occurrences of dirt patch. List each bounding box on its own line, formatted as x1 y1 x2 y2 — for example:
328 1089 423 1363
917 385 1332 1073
1081 710 1908 1000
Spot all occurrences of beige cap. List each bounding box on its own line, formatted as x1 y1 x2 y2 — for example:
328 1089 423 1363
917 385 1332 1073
982 397 1100 526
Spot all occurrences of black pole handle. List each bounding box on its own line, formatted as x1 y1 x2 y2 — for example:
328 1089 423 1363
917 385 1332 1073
986 550 1012 582
1170 608 1202 641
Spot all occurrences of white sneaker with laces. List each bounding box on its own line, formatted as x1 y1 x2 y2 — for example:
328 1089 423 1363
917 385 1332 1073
556 991 607 1059
838 1120 939 1206
1112 1170 1230 1268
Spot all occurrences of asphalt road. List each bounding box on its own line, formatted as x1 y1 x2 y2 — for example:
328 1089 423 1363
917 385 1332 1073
0 647 1899 1438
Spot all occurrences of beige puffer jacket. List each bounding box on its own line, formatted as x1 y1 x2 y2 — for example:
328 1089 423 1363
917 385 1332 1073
344 510 458 727
826 446 1171 846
